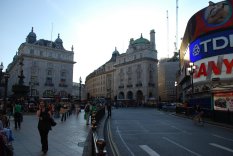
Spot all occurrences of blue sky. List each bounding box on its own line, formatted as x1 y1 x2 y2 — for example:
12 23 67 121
0 0 222 82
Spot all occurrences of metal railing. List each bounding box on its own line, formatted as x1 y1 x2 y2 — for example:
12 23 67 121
91 106 107 156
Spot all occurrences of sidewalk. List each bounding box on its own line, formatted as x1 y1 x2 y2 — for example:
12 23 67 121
10 111 90 156
174 112 233 129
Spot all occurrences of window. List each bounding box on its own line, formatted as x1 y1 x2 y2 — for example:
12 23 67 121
61 71 66 77
40 51 43 56
48 52 52 57
47 69 53 76
30 49 34 55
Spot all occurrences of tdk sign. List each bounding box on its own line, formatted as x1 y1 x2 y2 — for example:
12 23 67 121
189 29 233 62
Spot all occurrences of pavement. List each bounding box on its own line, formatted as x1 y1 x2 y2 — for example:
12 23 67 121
173 112 233 129
9 111 90 156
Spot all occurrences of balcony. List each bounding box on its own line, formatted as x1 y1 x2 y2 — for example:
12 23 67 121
118 85 124 89
127 84 133 88
136 83 142 87
44 83 54 87
148 83 155 87
59 84 68 87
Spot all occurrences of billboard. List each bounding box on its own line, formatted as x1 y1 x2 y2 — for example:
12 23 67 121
193 53 233 83
214 92 233 111
180 0 233 70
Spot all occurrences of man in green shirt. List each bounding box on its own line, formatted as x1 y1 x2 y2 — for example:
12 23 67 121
14 103 22 130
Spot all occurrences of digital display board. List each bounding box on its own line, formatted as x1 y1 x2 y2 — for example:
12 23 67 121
190 29 233 62
180 0 233 70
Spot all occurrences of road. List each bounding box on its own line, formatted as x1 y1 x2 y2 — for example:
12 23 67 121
106 108 233 156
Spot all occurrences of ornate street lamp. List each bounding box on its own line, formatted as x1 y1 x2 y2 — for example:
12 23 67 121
3 70 10 113
79 77 82 102
174 81 178 102
187 62 196 96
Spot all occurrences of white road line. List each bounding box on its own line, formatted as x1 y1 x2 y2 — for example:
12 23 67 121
116 126 135 156
163 137 202 156
209 143 233 153
139 145 160 156
170 125 191 134
212 134 233 142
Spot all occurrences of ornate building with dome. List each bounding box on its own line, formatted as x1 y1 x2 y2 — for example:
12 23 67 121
6 27 76 99
85 30 158 105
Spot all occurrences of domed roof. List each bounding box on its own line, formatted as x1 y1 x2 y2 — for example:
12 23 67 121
26 27 37 43
27 27 36 38
132 33 150 45
55 33 63 44
112 47 120 55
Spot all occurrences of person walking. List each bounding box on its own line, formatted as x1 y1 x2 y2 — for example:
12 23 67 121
37 101 52 154
193 104 204 125
84 102 91 125
14 102 22 130
107 102 112 118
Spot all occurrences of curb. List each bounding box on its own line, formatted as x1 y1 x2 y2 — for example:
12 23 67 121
174 113 233 129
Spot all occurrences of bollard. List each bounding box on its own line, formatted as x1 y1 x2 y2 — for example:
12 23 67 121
96 139 106 156
91 111 97 130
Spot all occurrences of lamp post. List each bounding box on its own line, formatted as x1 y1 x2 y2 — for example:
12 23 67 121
187 62 196 96
174 81 178 102
0 62 3 99
3 70 10 114
79 77 82 102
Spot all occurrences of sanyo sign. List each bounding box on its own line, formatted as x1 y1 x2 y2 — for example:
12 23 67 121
190 29 233 62
193 53 233 83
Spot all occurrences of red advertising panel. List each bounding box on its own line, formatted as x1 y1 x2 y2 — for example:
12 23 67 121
180 0 233 71
214 92 233 111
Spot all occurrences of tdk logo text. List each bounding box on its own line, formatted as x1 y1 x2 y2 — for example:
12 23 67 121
190 30 233 62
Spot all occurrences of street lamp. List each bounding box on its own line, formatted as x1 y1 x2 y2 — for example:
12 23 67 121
0 62 3 100
79 77 82 102
174 81 178 102
187 62 196 96
3 70 10 114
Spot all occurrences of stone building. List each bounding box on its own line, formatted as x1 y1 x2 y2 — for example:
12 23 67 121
7 27 76 99
86 30 158 104
158 56 179 102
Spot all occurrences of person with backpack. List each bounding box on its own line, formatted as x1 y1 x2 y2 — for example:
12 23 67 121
84 102 91 125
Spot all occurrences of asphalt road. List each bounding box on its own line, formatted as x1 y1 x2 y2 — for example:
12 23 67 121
106 108 233 156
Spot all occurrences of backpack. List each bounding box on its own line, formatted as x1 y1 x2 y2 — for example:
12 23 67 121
84 105 90 112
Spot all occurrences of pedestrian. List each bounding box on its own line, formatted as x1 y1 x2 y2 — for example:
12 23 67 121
107 102 112 117
37 100 52 154
14 102 22 130
193 104 204 125
84 102 91 125
60 104 66 122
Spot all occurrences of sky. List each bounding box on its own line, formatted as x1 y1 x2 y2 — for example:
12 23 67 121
0 0 222 83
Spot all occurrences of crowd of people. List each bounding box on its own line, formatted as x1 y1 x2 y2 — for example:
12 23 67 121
0 98 109 155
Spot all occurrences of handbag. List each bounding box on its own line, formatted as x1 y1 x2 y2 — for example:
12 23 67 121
50 118 57 127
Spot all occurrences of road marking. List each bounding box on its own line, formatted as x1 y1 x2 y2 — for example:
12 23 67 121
163 137 202 156
212 134 233 142
139 145 160 156
209 143 233 153
170 125 191 134
107 120 121 156
116 126 136 156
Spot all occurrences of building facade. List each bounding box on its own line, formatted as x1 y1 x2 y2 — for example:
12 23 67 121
158 58 179 102
86 30 158 104
7 27 76 99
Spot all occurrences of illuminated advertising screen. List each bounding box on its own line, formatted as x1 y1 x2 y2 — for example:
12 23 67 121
180 0 233 69
190 29 233 62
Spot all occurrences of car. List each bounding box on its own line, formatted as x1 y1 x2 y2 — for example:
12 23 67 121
28 103 38 112
162 103 177 111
